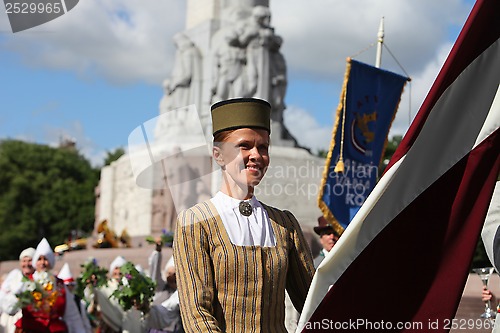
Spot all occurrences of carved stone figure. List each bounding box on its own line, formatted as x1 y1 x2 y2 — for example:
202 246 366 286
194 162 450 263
211 5 284 108
269 35 287 122
166 33 202 111
237 6 280 99
155 147 205 230
151 188 174 233
156 34 202 139
211 28 248 102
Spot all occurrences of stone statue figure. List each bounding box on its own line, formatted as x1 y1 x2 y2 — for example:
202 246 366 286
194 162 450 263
236 6 281 99
165 32 202 111
269 35 287 122
211 5 285 119
155 33 202 139
151 147 201 232
151 187 174 234
211 28 248 102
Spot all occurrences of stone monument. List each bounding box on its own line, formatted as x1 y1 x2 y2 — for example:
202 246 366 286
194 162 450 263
94 0 325 241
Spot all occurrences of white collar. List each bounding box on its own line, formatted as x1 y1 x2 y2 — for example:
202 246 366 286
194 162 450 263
214 191 260 212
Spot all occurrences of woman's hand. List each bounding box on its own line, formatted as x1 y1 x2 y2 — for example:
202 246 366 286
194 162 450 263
482 286 497 304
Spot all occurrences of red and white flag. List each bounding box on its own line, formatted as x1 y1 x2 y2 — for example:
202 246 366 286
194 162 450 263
298 0 500 332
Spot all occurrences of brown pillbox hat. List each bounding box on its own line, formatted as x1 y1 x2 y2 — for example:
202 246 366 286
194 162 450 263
211 98 271 136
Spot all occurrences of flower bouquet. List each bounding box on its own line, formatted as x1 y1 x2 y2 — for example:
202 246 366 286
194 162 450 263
145 229 174 247
15 271 61 312
75 257 108 299
111 262 156 313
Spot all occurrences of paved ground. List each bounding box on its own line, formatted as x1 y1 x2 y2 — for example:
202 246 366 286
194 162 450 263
1 246 499 332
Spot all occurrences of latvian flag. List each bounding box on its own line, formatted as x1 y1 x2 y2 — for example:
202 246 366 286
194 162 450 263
298 0 500 332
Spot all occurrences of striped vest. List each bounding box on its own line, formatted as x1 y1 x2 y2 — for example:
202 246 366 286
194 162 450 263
174 200 314 333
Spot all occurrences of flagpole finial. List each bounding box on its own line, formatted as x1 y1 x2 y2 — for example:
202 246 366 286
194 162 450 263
375 17 384 68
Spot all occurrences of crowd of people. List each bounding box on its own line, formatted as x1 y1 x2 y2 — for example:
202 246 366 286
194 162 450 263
0 238 94 333
0 215 334 333
1 97 498 333
0 237 184 333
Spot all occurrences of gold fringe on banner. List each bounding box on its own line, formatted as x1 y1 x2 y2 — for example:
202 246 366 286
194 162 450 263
317 57 352 235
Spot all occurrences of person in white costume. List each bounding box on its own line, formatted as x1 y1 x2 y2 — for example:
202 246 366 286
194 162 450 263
57 263 92 333
5 238 88 332
0 247 35 333
95 256 127 333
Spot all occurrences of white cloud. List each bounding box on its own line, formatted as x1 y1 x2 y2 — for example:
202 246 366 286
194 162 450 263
284 106 332 154
1 0 186 84
271 0 469 79
0 0 474 158
389 42 453 137
269 0 470 139
1 0 471 85
43 121 107 167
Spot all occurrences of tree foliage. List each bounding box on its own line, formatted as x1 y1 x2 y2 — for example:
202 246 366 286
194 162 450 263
0 140 99 261
379 135 403 175
103 148 125 166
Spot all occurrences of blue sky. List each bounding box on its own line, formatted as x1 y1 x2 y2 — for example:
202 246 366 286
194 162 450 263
0 0 475 166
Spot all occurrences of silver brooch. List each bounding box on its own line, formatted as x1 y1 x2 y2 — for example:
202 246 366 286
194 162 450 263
238 201 252 217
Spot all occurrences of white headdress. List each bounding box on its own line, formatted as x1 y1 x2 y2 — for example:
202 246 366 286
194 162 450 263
32 238 55 269
57 262 75 285
110 256 127 273
19 247 36 260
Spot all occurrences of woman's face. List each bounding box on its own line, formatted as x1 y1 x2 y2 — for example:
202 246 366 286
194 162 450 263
214 128 270 194
35 255 51 272
20 256 34 277
112 266 122 280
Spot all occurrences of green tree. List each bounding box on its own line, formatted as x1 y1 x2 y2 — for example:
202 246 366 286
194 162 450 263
0 140 99 260
103 147 125 166
316 149 328 159
379 135 403 176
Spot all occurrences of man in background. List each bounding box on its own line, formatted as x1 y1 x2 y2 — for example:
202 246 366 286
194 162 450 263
313 216 341 268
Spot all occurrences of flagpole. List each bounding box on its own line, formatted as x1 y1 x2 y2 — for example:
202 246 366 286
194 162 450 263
375 17 384 68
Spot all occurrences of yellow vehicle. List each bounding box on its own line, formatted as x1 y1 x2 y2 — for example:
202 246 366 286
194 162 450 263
54 237 87 255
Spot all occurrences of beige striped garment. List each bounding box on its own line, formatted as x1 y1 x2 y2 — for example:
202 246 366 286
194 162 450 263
174 200 315 333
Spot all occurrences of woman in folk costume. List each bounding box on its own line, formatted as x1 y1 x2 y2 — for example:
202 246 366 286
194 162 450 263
0 247 35 333
12 238 87 333
56 264 92 333
94 256 127 333
103 256 127 297
173 98 315 332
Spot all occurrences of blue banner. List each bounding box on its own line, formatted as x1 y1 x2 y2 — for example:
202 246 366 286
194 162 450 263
319 59 408 234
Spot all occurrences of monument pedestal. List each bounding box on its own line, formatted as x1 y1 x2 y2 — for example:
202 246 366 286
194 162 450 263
96 143 324 238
